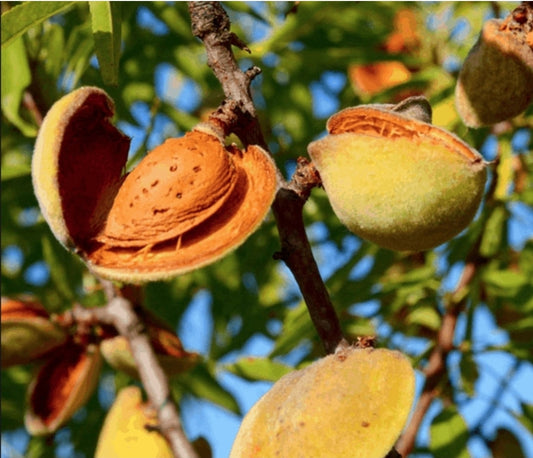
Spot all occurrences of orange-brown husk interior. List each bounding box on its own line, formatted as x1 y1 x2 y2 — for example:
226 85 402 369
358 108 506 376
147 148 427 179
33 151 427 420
326 107 481 162
1 298 50 320
86 144 277 280
29 343 91 427
58 93 129 250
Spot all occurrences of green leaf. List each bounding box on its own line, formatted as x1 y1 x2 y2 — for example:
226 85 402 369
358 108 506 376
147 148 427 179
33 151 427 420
41 232 83 302
479 205 508 257
89 2 122 86
270 302 314 358
177 363 241 415
406 304 441 331
515 402 533 433
1 1 76 48
62 22 94 89
224 357 293 382
430 406 470 458
482 269 529 298
459 352 478 397
0 37 36 137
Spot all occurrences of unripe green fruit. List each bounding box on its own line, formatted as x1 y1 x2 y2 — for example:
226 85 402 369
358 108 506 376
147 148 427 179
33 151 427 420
230 347 415 458
308 100 487 251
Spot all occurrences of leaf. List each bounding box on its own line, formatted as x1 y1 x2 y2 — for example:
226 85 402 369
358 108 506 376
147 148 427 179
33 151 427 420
41 232 83 302
224 357 293 382
270 302 315 358
177 363 241 415
1 1 76 48
62 22 95 89
406 304 441 331
515 402 533 433
490 428 526 458
479 205 508 258
459 352 478 397
494 140 514 201
482 269 529 298
0 37 36 137
430 405 470 458
89 2 122 86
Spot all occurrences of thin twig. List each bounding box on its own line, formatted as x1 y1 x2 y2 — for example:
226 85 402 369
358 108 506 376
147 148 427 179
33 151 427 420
188 0 346 355
67 293 198 458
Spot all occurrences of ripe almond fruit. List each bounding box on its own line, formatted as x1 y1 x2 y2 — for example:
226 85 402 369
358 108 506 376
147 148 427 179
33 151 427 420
95 386 173 458
1 297 68 368
308 98 487 251
25 342 102 435
32 87 278 282
230 347 416 458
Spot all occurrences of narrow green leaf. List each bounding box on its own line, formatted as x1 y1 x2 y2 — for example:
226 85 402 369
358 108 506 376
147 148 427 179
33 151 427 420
479 205 508 257
1 1 75 48
406 305 441 331
459 352 478 397
483 269 528 298
270 302 314 358
0 37 36 137
515 402 533 433
430 406 470 458
89 2 122 86
224 357 293 382
178 363 241 415
41 232 83 302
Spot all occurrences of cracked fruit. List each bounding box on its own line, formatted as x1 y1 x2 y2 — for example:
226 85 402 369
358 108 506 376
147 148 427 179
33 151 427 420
230 347 416 458
95 386 173 458
307 99 487 251
1 297 67 368
32 87 277 282
455 17 533 127
25 342 102 435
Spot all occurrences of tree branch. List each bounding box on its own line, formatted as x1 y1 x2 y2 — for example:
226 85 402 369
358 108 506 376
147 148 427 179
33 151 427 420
65 284 198 458
396 246 482 456
188 0 346 355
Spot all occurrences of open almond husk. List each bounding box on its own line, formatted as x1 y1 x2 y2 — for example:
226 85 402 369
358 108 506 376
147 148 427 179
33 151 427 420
308 97 487 251
1 297 68 368
25 342 102 435
32 87 278 283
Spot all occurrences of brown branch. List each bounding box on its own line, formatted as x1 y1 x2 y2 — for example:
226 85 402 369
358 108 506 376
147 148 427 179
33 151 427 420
396 257 479 456
66 288 198 458
188 1 346 355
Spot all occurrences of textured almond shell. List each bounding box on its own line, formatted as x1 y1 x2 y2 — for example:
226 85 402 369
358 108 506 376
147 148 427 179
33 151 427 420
95 386 173 458
230 347 416 458
455 18 533 127
32 87 129 250
88 143 277 282
98 131 238 247
33 87 278 282
1 298 68 368
309 106 487 251
25 343 102 435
